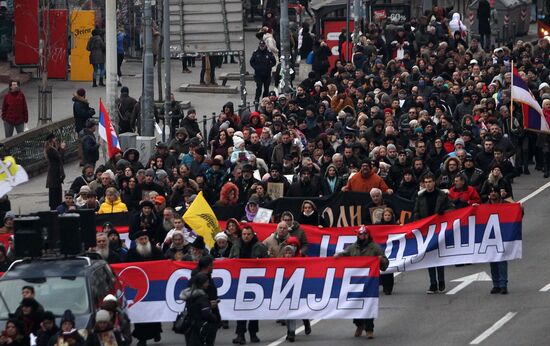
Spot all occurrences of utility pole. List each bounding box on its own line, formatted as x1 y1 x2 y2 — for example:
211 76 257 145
353 0 360 45
141 0 155 137
346 0 351 62
105 0 118 130
163 0 172 140
279 0 291 94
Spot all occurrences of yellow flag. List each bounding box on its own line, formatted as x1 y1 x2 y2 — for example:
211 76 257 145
183 191 221 248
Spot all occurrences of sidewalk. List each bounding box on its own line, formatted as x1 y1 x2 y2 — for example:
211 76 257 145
0 29 263 141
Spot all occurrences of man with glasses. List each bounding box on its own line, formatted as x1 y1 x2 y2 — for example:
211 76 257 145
229 226 268 344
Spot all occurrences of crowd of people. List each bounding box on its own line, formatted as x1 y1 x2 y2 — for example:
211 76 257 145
0 3 546 346
0 286 131 346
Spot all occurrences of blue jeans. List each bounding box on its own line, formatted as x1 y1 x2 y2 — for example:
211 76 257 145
428 266 445 285
490 261 508 288
92 63 105 80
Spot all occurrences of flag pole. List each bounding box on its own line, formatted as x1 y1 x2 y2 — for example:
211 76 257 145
511 60 517 132
99 98 108 164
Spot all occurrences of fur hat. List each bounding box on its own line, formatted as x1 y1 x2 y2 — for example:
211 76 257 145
95 309 111 323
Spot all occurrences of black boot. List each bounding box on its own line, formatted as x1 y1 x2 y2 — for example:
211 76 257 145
92 78 97 87
232 335 246 345
286 332 295 342
303 319 311 335
99 77 105 86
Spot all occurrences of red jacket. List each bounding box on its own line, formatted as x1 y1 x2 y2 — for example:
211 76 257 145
448 185 481 205
2 90 28 125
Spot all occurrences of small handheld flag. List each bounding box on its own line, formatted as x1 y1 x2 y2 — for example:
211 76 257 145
98 99 121 157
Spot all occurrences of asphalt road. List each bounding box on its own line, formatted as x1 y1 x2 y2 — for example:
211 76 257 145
121 172 550 346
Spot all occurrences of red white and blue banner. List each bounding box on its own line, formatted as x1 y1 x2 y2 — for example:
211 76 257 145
512 65 550 132
98 99 121 158
112 257 380 323
101 203 522 272
228 203 522 272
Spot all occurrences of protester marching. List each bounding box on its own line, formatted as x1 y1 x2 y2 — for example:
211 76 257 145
3 2 550 345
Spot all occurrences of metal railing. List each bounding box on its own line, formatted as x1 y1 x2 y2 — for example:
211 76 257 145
0 117 79 177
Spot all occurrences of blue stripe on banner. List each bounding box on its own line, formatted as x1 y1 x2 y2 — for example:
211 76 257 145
99 111 106 125
308 221 521 257
139 277 380 302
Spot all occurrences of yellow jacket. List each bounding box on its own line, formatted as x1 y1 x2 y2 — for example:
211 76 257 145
98 197 128 214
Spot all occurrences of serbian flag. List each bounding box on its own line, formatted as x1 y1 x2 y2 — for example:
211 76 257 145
98 99 121 157
511 65 550 132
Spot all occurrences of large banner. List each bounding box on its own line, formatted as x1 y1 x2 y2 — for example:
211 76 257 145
224 203 523 272
98 203 522 272
112 257 380 323
214 191 415 226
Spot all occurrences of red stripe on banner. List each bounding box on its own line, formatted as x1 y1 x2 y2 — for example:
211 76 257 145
112 257 380 284
221 203 522 242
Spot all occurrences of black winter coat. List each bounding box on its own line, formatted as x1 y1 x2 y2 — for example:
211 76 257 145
477 0 491 34
73 95 95 133
413 189 455 220
46 146 65 188
250 48 276 77
117 93 138 133
80 128 100 165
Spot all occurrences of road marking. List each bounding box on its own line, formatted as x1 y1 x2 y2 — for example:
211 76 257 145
539 283 550 292
266 319 321 346
446 272 492 295
469 312 517 345
518 181 550 204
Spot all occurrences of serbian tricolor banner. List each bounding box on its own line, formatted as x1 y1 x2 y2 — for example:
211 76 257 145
98 99 121 158
229 203 522 272
112 257 380 323
100 203 522 272
512 64 550 132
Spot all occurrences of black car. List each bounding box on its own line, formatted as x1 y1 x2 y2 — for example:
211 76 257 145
0 256 119 329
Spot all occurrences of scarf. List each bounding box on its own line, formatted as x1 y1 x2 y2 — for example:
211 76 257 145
326 176 336 193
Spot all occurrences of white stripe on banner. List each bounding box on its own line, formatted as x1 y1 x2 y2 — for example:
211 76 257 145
384 240 522 273
127 299 379 324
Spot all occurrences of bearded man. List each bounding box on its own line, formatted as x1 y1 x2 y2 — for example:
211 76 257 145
126 230 164 346
94 232 120 264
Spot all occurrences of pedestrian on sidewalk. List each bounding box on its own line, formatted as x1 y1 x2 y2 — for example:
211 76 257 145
116 86 137 134
44 133 65 211
87 28 106 87
80 119 100 168
250 41 276 103
73 88 95 134
1 80 28 138
117 27 129 87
